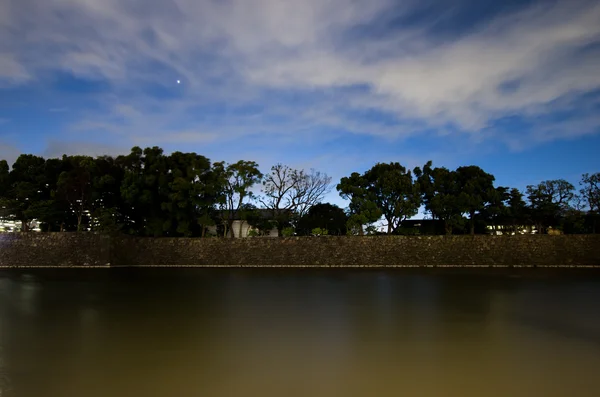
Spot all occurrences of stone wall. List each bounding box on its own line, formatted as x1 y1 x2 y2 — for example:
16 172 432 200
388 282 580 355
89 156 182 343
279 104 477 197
0 233 111 267
1 233 600 267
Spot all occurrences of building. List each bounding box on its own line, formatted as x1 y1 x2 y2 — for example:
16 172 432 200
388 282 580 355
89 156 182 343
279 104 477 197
0 218 42 232
206 209 289 238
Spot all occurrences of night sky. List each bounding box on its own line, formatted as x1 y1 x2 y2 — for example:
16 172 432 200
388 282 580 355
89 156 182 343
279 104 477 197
1 0 599 206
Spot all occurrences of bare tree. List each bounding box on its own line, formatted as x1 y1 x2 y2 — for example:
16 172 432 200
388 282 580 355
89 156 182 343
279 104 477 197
580 173 600 213
259 164 332 234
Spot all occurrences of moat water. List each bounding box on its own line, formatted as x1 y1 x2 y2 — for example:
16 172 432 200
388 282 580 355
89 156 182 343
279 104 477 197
1 268 600 397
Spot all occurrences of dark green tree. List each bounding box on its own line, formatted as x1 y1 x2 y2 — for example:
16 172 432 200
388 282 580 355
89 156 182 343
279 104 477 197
455 165 496 235
296 203 348 236
0 160 9 222
414 162 464 235
337 172 381 235
120 147 170 236
526 179 576 234
363 162 421 234
3 155 47 231
57 155 96 232
163 151 215 237
88 156 126 234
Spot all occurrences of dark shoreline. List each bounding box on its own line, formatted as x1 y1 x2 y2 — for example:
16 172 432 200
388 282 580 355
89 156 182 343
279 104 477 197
3 265 600 281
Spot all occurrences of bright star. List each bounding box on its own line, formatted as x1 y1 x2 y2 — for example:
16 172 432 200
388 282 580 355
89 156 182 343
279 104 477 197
177 80 181 84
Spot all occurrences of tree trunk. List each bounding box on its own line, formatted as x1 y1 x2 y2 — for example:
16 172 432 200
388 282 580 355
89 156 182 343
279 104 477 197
228 219 235 238
444 220 452 235
21 219 29 232
469 211 475 235
239 221 244 238
201 226 206 238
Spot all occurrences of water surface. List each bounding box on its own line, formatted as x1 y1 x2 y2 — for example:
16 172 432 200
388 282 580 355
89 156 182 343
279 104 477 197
1 269 600 397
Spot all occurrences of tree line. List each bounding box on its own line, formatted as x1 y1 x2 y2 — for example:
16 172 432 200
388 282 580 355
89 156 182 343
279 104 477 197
338 161 599 235
0 147 331 236
1 147 598 236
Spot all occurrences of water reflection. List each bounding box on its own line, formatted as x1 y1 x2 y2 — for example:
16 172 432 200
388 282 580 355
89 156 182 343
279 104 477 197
0 269 599 397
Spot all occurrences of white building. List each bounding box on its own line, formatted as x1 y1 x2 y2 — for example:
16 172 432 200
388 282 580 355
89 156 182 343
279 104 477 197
207 209 286 238
0 218 42 232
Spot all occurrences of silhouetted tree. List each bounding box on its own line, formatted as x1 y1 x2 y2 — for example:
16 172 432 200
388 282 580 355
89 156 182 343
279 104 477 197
213 160 263 237
526 179 576 234
414 162 464 234
296 203 348 236
455 165 496 235
337 172 382 235
260 164 331 235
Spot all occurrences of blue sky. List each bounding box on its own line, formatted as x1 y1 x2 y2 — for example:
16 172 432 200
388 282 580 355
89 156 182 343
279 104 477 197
1 0 599 209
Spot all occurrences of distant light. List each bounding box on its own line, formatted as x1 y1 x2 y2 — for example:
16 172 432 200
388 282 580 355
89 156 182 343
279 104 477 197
177 80 181 84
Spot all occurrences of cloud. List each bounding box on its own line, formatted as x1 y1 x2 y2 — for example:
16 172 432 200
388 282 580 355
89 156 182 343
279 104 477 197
0 54 30 85
42 140 131 159
0 141 20 167
0 0 599 149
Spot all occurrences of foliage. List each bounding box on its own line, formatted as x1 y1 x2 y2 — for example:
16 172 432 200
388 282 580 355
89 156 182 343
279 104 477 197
414 162 464 234
247 228 260 237
455 165 496 235
213 160 263 237
296 203 347 236
526 179 576 234
311 227 328 236
337 172 382 235
0 147 597 237
394 226 420 236
362 162 421 234
281 227 295 237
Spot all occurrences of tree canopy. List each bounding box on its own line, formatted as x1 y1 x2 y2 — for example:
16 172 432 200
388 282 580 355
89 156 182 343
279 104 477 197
1 148 597 235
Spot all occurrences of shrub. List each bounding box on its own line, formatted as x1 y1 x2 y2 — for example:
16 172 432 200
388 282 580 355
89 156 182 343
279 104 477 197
311 227 328 236
282 227 295 237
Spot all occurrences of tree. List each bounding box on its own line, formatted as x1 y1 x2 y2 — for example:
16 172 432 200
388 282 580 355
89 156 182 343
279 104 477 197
167 151 216 236
526 179 576 234
505 188 529 233
34 157 72 231
0 160 8 195
3 155 47 231
296 203 348 236
580 173 600 213
579 172 600 234
337 172 381 235
260 164 331 235
242 204 275 236
363 162 421 234
89 156 126 234
57 155 96 232
414 162 464 235
480 186 509 234
213 160 263 238
0 160 9 222
120 147 170 236
455 165 496 235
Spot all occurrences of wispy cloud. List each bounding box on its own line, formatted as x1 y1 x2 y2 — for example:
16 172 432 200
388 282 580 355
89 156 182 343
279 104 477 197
0 0 599 157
